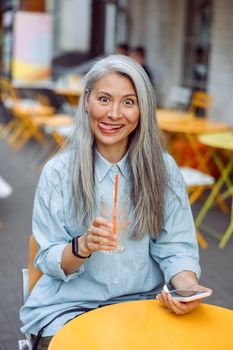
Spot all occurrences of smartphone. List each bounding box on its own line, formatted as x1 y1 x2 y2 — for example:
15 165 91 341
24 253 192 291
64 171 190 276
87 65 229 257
168 289 212 302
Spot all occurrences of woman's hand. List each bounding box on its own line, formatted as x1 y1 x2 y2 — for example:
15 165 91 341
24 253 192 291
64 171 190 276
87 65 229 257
156 271 212 315
78 217 118 256
156 288 204 315
62 217 117 275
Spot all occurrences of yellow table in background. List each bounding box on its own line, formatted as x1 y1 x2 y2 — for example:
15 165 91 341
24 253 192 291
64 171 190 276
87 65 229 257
41 114 74 128
48 300 233 350
7 102 55 150
53 87 82 107
156 109 195 123
157 110 229 171
196 131 233 248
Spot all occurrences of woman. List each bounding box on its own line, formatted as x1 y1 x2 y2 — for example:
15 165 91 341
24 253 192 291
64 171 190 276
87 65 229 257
20 55 211 349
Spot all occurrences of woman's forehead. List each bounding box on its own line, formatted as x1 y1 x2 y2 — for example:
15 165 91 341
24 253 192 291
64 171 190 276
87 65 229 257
92 72 136 93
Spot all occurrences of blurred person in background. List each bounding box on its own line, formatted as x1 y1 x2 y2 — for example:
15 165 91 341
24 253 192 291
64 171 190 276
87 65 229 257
116 42 129 55
130 46 154 86
20 55 211 350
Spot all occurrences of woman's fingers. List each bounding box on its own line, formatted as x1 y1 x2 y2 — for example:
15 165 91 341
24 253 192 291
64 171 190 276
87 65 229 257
157 291 200 315
86 241 117 251
87 231 117 247
157 292 172 311
85 217 118 252
168 297 200 315
88 225 117 242
92 217 113 229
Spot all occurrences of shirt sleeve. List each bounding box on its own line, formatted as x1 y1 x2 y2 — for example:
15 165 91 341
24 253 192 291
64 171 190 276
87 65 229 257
150 155 201 285
32 163 85 282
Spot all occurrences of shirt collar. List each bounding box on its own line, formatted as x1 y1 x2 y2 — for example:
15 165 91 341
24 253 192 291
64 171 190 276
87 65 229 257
95 149 130 182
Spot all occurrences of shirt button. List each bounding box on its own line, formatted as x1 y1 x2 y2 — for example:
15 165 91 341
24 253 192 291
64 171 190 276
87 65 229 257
113 277 119 284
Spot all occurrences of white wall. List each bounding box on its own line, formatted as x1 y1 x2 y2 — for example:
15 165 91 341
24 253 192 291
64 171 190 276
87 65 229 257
58 0 91 52
208 0 233 126
128 0 186 105
105 3 117 54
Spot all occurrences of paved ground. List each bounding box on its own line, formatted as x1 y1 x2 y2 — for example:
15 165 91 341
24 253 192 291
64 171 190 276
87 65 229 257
0 138 232 350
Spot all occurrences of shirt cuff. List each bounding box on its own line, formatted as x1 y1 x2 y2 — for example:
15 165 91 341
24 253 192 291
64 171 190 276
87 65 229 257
163 257 201 285
36 243 85 282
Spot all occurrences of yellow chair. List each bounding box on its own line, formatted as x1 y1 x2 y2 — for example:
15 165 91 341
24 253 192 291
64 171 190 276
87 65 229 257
0 77 55 150
28 235 43 295
189 91 212 117
19 235 42 349
0 77 21 138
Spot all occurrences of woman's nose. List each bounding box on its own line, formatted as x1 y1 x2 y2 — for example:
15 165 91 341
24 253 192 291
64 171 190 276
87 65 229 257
108 103 121 119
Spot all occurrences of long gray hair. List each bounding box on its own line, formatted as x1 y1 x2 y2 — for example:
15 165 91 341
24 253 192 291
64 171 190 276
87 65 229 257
70 54 167 239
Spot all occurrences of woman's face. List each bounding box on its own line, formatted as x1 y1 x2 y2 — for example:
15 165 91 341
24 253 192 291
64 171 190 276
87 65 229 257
85 72 140 162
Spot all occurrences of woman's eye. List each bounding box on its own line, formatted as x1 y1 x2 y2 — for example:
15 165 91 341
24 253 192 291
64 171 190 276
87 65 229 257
99 96 109 103
124 99 134 105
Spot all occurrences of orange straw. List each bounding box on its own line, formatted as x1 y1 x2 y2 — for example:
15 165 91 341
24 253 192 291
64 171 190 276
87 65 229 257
113 174 119 234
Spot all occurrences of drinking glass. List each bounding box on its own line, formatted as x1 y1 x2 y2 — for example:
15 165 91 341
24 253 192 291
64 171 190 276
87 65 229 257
99 193 129 253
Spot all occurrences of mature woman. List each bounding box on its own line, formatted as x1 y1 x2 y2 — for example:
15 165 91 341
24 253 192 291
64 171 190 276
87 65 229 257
20 55 210 349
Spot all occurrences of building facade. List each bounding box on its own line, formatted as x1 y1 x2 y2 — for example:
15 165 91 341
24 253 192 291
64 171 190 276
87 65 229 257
127 0 233 125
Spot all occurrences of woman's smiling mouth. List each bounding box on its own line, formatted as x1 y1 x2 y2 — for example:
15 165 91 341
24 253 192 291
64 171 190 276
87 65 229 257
99 122 124 133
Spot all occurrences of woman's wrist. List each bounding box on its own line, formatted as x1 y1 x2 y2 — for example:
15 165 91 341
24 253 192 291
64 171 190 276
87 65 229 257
171 271 199 290
78 235 92 257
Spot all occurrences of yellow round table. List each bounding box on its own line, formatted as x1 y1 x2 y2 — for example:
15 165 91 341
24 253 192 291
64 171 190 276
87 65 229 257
12 101 55 116
48 300 233 350
156 109 195 124
157 110 229 170
158 116 228 134
42 114 74 127
198 131 233 151
54 87 82 107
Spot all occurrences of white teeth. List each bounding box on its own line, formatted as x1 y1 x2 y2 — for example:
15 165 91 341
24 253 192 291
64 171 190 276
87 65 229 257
102 124 122 129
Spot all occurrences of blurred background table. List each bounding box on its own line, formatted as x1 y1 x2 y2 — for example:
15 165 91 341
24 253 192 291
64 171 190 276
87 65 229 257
42 114 74 128
48 300 233 350
157 109 229 171
157 109 195 123
53 74 83 108
8 100 55 151
53 87 82 107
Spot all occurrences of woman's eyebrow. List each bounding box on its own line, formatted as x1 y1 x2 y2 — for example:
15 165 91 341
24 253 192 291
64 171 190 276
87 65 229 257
96 90 137 98
96 90 111 96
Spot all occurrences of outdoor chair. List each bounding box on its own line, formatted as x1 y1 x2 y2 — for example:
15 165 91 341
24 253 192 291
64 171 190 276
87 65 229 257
0 77 55 151
189 91 212 117
180 166 216 249
0 77 22 138
18 235 42 350
7 98 56 151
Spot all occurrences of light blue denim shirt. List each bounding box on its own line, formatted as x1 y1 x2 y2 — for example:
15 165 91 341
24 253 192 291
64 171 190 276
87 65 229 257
20 150 200 336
